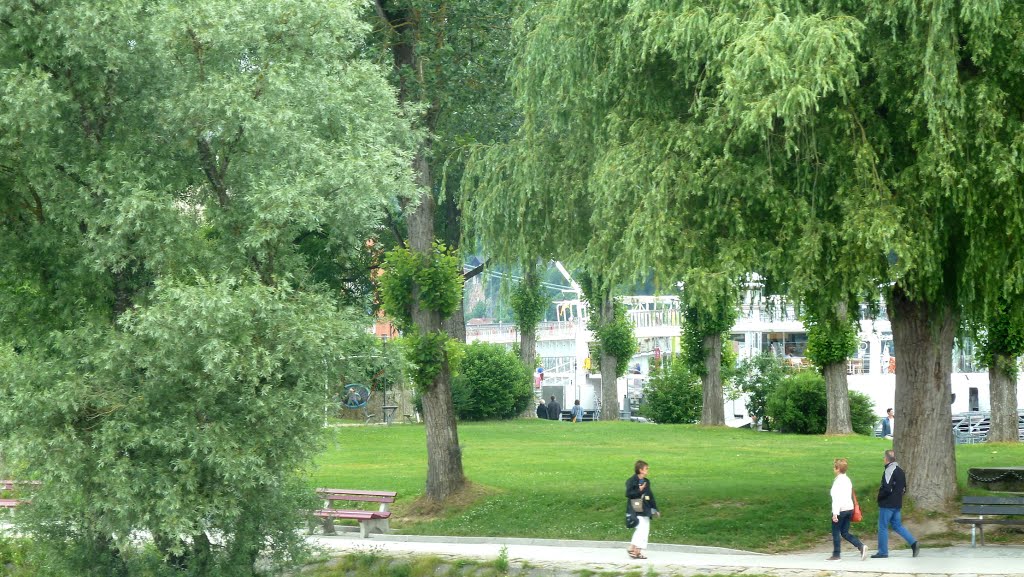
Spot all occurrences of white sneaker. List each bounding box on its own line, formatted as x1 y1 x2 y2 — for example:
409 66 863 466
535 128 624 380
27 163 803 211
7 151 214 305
860 545 869 560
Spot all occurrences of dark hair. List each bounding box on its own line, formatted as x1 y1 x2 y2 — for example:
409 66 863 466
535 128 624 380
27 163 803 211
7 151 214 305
886 407 893 413
634 460 648 474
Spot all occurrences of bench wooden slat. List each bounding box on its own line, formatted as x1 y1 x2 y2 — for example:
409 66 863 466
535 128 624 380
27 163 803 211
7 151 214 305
963 496 1024 505
961 504 1024 515
322 494 395 504
312 509 391 520
315 488 396 498
0 499 27 508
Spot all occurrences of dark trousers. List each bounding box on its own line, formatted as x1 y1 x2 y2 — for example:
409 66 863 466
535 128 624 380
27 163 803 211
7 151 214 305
832 509 864 556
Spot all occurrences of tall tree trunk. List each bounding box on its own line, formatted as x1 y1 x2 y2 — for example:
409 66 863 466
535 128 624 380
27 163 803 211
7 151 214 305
443 305 467 343
700 332 725 425
889 287 957 511
440 173 466 344
825 301 853 435
599 292 619 420
520 323 537 373
519 264 538 371
384 3 466 502
823 360 853 434
408 150 465 501
987 355 1019 443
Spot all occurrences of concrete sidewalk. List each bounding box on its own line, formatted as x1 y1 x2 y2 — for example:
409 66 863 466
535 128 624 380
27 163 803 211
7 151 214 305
309 533 1024 576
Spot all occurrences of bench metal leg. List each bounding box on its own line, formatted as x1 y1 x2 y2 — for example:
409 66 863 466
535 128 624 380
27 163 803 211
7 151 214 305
321 517 336 535
358 518 389 538
971 524 976 547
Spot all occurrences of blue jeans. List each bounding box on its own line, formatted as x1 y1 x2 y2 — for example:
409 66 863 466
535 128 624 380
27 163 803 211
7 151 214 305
831 510 864 556
877 507 916 555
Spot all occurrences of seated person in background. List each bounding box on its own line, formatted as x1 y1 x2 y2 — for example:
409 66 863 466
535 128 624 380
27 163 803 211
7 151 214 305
881 408 894 440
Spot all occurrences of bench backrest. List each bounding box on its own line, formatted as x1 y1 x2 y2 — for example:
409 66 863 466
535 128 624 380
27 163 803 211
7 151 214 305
316 489 397 512
316 489 396 503
1 480 41 494
961 496 1024 515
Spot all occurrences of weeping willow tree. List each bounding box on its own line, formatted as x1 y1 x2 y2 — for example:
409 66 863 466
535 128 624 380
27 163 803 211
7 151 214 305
466 0 1024 511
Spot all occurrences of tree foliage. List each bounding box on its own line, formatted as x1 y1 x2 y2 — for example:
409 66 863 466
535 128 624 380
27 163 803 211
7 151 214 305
587 299 637 378
380 243 464 332
974 297 1024 373
680 300 738 377
803 309 860 368
509 270 549 339
0 0 414 573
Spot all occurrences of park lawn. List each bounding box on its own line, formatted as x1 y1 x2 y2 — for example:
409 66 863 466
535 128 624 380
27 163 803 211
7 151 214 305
311 420 1024 553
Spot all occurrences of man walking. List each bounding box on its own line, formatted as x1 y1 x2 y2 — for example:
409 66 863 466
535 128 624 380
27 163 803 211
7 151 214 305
872 449 920 558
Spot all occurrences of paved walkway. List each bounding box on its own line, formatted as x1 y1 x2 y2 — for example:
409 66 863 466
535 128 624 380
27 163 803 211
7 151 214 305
310 533 1024 576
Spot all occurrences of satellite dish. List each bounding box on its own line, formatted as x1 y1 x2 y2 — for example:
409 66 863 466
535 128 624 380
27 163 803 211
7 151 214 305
341 383 370 409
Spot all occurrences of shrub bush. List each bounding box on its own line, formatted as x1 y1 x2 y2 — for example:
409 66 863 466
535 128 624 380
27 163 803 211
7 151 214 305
849 390 877 435
765 371 878 435
451 342 533 420
766 371 828 434
640 355 702 424
734 353 789 430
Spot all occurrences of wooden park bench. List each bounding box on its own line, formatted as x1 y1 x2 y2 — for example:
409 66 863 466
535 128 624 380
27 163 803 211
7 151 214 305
310 488 396 538
559 410 595 422
0 480 39 515
954 495 1024 547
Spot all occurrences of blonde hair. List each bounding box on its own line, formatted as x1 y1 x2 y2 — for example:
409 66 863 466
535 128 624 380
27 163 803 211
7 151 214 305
833 458 849 473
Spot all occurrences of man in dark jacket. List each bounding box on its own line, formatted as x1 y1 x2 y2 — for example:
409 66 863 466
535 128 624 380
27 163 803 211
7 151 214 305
536 399 546 419
872 449 920 558
546 395 561 420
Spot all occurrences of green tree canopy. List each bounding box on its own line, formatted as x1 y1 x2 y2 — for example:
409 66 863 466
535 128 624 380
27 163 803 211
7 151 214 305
469 0 1024 511
0 1 415 573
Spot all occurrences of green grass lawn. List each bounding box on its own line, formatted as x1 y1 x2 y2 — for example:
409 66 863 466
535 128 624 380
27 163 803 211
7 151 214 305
312 420 1024 552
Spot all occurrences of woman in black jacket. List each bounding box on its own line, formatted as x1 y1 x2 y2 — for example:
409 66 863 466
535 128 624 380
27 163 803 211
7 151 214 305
625 460 660 559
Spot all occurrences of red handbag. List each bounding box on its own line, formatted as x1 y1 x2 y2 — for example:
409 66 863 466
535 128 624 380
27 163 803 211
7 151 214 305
851 490 863 522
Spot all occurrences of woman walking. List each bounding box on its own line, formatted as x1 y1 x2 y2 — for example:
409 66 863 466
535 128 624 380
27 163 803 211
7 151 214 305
625 460 659 559
828 458 868 561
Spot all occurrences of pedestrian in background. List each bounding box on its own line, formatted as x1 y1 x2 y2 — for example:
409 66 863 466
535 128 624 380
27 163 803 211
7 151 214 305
827 458 868 561
626 460 660 559
872 449 920 558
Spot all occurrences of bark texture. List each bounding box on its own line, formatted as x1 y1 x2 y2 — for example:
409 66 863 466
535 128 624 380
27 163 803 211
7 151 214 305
889 287 957 511
599 293 619 420
825 301 853 434
987 357 1019 443
520 324 537 375
824 361 853 435
700 332 725 425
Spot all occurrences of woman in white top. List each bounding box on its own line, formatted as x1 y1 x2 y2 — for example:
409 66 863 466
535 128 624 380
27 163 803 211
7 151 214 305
828 458 868 561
